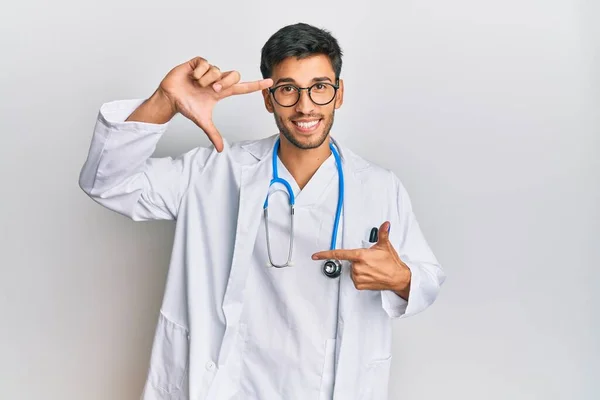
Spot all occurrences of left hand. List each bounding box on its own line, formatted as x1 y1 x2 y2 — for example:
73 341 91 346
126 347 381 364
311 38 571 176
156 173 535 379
311 221 412 299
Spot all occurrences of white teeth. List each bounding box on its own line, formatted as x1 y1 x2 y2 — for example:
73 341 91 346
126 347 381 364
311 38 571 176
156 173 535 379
295 120 319 129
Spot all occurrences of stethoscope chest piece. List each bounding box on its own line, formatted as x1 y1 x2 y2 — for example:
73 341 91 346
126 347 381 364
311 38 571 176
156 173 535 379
322 259 342 278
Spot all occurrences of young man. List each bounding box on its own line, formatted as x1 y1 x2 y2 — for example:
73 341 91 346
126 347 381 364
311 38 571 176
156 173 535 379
79 23 445 400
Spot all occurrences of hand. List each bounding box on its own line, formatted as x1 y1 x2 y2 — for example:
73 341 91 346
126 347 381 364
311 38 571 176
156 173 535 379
158 56 273 152
311 221 412 299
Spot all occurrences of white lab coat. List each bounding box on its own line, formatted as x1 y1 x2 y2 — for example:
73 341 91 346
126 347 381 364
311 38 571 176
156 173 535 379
78 99 446 400
241 153 343 399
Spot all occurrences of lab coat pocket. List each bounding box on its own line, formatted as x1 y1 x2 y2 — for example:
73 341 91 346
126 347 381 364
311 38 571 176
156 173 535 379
318 338 336 400
361 240 375 249
360 355 392 400
148 312 189 394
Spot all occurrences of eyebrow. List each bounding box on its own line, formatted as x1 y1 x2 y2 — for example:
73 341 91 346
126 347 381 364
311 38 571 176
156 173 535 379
274 76 333 85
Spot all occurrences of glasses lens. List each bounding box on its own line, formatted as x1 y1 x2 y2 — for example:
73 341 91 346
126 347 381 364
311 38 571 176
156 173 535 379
309 83 336 105
274 85 300 107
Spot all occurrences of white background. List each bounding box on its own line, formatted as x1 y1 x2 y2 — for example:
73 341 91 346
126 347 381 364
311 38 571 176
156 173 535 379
0 0 597 399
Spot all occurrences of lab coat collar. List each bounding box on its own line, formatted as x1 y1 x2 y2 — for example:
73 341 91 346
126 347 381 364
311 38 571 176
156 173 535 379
240 133 348 163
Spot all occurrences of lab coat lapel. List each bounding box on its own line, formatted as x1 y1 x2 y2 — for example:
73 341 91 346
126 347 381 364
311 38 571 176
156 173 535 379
333 154 366 398
217 138 275 365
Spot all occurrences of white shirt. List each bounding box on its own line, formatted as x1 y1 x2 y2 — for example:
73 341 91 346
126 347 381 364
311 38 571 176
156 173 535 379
240 153 343 399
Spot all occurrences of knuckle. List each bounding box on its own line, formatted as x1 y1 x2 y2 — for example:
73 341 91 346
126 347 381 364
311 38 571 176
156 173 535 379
357 250 367 261
193 67 209 80
198 59 209 69
197 62 209 74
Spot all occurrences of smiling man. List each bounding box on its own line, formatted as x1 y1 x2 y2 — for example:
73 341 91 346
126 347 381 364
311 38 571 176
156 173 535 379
79 22 446 400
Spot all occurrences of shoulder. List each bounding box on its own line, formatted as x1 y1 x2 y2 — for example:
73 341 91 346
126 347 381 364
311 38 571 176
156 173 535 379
336 139 401 187
191 134 278 168
212 134 278 165
228 134 278 164
335 139 412 206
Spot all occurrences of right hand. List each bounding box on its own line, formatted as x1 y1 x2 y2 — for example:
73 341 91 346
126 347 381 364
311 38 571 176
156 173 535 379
157 56 273 152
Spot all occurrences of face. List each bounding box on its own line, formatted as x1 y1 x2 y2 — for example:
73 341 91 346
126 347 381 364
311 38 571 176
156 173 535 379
262 54 344 150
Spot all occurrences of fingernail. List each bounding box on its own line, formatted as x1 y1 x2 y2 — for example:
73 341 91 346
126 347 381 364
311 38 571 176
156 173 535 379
213 83 222 92
312 255 318 260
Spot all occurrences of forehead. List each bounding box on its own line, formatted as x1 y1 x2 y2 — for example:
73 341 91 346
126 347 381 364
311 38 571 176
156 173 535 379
271 54 335 83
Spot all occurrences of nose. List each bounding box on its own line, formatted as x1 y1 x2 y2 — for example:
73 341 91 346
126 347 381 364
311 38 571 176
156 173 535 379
295 89 315 115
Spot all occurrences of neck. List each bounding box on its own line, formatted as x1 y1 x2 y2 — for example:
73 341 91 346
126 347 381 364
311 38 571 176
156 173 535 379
278 136 332 190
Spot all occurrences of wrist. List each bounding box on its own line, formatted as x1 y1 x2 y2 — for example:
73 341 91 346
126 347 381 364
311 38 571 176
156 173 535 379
126 88 177 124
149 88 177 123
392 267 411 299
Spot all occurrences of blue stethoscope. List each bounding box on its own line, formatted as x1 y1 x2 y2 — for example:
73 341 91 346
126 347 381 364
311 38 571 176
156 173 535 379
263 138 344 278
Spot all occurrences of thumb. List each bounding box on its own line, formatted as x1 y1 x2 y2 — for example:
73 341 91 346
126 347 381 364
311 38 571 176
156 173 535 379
197 117 224 152
376 221 391 244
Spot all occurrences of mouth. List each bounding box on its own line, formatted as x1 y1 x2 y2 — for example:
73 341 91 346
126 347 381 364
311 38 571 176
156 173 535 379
291 118 322 133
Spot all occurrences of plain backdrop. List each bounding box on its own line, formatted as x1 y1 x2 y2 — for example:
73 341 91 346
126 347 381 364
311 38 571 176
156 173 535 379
0 0 598 399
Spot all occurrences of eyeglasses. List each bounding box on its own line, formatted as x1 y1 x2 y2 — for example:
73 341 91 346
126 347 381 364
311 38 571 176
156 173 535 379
268 81 340 107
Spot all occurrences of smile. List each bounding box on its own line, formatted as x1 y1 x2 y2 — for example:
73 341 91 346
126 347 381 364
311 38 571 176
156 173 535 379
292 119 322 132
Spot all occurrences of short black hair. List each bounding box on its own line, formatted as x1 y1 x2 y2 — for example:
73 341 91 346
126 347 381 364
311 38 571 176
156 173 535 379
260 23 343 80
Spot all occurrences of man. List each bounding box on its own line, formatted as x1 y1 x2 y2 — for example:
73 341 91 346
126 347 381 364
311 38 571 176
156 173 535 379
79 23 445 400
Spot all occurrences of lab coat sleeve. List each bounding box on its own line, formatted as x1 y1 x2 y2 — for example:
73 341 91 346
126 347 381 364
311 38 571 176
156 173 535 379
381 173 447 319
78 99 211 221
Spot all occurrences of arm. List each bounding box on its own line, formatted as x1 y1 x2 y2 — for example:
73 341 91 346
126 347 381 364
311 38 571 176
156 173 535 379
78 92 212 221
380 173 447 319
79 56 273 221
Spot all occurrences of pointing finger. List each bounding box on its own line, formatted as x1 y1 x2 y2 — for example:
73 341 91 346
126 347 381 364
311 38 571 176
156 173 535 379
312 248 365 262
224 78 273 96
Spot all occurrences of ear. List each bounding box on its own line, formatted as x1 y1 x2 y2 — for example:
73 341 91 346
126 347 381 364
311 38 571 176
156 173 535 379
334 78 344 109
262 89 274 113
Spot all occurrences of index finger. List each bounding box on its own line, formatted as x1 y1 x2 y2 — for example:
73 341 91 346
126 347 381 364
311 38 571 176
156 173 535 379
226 78 273 96
311 248 364 262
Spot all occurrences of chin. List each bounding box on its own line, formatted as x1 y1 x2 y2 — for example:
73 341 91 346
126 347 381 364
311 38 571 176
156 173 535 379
283 128 329 150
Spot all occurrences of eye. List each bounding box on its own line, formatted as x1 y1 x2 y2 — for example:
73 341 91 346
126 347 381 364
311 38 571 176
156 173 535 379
312 83 329 92
280 85 297 93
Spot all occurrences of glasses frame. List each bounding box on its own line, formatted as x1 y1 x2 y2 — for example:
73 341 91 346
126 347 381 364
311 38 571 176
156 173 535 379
268 80 340 107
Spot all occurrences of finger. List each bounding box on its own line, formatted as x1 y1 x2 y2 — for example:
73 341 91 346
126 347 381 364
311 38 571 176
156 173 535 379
225 78 273 96
350 266 359 285
197 118 224 152
212 70 241 93
187 56 208 71
376 221 391 244
351 267 374 290
197 65 222 88
190 59 211 81
312 248 364 262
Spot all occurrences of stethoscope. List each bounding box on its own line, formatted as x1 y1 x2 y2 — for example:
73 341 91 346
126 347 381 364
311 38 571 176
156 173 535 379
263 138 344 278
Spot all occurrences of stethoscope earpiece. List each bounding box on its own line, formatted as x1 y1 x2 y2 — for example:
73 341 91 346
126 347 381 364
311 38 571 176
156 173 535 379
322 259 342 278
